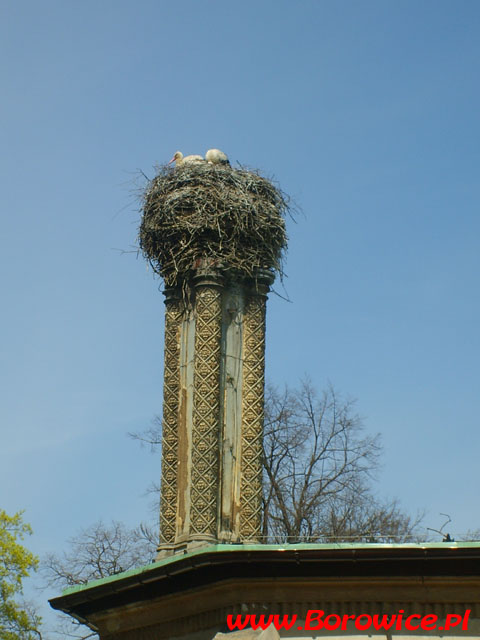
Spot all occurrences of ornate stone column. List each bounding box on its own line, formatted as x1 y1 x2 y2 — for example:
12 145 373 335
158 269 274 555
189 271 223 543
159 287 181 549
158 272 275 554
239 271 273 540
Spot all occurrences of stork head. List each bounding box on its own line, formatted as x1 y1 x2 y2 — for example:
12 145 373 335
168 151 183 165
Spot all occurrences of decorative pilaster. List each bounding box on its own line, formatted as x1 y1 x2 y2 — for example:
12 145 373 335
159 288 182 546
218 284 245 541
190 272 223 540
239 271 274 540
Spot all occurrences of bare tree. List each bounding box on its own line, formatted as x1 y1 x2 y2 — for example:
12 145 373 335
315 489 422 542
131 378 421 543
43 521 157 639
262 381 421 542
43 520 156 587
459 529 480 541
45 381 422 637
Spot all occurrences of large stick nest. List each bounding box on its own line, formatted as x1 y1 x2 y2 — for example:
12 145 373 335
139 163 288 287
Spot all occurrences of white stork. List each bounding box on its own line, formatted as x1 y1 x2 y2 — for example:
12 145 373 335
169 151 204 166
205 148 230 165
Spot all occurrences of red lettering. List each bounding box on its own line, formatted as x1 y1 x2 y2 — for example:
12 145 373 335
273 614 297 630
405 614 421 631
371 614 396 630
341 614 356 630
323 614 341 630
355 614 372 631
420 614 438 630
395 609 404 631
227 609 469 633
444 614 463 630
304 610 325 631
249 615 275 630
226 615 250 630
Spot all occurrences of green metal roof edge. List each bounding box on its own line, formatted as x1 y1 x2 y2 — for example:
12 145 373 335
59 541 480 597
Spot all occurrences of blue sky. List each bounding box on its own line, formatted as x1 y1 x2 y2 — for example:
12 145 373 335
1 0 479 625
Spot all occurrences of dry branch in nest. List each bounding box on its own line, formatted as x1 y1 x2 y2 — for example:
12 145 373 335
139 162 288 287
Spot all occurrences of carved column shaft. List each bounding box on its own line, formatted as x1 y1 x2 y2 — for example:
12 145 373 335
190 274 223 540
239 280 270 540
159 288 181 546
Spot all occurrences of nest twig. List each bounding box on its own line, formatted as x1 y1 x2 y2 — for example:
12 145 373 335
139 162 288 287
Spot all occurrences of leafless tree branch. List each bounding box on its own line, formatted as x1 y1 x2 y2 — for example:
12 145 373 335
262 380 420 542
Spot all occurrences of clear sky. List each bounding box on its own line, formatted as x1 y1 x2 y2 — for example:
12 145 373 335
1 0 479 626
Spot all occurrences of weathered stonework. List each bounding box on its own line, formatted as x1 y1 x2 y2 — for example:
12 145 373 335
51 544 480 640
159 288 181 547
240 289 268 540
158 268 274 554
190 276 223 541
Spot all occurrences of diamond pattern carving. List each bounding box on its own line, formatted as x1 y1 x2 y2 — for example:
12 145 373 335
191 285 222 536
159 294 181 544
240 294 267 540
158 275 270 550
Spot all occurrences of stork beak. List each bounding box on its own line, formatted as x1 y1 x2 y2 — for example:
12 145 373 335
168 156 175 164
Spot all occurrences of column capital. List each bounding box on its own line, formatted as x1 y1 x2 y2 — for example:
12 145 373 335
162 286 181 305
248 268 275 297
192 268 224 289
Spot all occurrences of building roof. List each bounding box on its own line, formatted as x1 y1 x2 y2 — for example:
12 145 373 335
50 541 480 617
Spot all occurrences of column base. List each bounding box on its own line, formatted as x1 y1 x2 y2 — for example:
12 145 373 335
156 536 219 561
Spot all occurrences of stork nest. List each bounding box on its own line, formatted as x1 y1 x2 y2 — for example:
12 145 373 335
139 162 288 287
